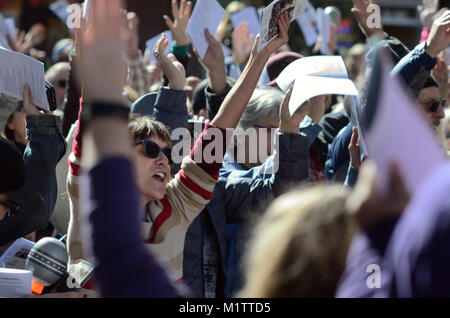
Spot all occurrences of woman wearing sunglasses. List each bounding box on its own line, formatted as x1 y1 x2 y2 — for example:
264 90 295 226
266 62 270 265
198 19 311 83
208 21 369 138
67 0 291 291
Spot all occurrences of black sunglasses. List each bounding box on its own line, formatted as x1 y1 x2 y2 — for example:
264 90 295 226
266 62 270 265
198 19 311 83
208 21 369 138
0 198 20 214
134 140 172 163
425 99 446 113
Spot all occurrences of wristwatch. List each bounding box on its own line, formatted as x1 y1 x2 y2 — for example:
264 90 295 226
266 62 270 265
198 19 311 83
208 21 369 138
81 102 130 124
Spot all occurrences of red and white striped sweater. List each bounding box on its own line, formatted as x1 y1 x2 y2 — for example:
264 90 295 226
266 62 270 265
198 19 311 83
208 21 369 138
67 103 225 281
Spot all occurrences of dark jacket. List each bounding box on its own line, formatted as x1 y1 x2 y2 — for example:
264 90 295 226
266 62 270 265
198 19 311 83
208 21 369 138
0 115 66 245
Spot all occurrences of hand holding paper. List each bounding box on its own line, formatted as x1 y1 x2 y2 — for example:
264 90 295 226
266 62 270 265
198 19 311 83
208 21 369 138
258 0 307 52
186 0 225 59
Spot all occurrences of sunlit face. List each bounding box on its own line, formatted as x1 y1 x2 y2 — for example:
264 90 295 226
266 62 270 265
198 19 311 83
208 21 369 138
416 86 445 129
133 136 171 203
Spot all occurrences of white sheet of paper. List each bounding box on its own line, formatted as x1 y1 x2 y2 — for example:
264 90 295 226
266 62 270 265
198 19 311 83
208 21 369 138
145 31 173 63
4 18 15 41
49 0 70 23
276 55 348 91
276 56 358 115
0 47 50 110
366 54 445 195
259 0 307 52
0 238 34 269
305 1 317 24
297 13 318 46
0 13 10 49
0 268 32 298
290 76 357 115
231 7 260 37
316 8 332 55
186 0 225 59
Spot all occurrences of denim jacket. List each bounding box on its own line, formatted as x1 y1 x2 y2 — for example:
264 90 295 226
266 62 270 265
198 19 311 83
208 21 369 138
183 123 321 297
0 115 66 246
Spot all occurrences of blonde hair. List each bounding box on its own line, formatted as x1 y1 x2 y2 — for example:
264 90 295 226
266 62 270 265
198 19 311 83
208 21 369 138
238 185 357 298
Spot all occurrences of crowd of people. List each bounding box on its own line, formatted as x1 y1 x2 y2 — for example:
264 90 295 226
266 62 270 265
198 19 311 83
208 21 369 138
1 0 450 298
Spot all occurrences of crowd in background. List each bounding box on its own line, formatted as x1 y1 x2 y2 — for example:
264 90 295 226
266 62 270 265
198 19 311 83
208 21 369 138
1 0 450 298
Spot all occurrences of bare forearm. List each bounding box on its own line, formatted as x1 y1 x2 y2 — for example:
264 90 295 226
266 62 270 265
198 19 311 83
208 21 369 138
207 64 227 94
211 51 270 129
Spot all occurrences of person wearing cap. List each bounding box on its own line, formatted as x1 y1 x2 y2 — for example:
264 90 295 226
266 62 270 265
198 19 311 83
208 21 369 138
0 86 66 246
390 12 450 129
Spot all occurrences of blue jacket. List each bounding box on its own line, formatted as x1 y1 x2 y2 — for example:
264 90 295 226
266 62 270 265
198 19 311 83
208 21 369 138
391 41 437 98
183 130 312 297
0 115 66 246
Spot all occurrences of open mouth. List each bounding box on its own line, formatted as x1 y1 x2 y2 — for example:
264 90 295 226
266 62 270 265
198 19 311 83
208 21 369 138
153 172 166 183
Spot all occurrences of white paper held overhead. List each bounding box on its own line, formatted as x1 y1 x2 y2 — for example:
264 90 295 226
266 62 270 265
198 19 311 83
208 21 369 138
230 7 260 37
186 0 225 59
49 0 71 24
258 0 307 52
275 55 358 115
0 47 50 110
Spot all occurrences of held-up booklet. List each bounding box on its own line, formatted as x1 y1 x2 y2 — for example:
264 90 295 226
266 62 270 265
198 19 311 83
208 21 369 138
275 55 358 115
258 0 307 52
0 47 50 110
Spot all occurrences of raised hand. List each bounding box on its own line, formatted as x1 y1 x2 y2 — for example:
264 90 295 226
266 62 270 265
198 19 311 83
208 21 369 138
426 10 450 58
351 0 384 38
308 95 327 124
121 10 140 57
231 22 254 67
163 0 192 47
418 0 439 29
259 11 289 58
153 33 186 90
279 86 311 134
201 29 227 94
348 127 361 170
75 0 128 104
22 84 51 116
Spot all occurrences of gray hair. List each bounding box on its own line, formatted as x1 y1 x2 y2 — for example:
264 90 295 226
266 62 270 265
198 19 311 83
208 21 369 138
237 87 283 131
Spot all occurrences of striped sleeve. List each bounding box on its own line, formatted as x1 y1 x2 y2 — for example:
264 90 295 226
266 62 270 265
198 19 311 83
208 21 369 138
163 124 227 226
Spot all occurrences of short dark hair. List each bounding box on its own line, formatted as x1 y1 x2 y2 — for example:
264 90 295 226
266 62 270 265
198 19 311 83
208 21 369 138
128 115 172 147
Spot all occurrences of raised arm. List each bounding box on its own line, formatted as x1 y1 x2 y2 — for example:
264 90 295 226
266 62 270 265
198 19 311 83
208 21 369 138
210 12 290 130
392 11 450 93
0 86 66 245
75 0 178 297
